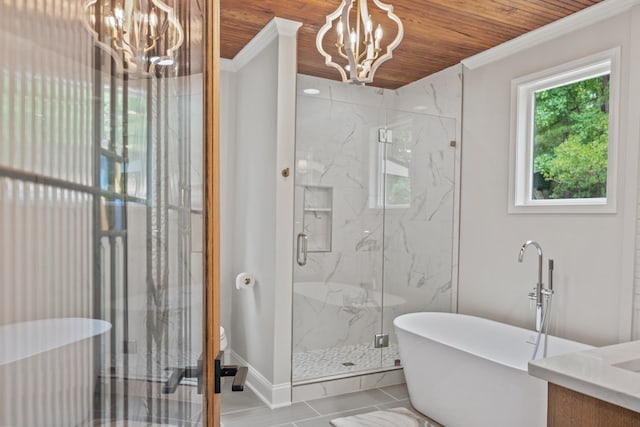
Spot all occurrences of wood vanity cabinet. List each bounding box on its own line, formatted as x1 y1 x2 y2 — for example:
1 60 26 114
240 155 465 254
548 383 640 426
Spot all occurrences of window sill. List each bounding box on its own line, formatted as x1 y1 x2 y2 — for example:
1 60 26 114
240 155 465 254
508 199 616 214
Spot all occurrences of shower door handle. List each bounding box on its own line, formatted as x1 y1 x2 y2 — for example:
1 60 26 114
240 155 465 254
297 233 308 266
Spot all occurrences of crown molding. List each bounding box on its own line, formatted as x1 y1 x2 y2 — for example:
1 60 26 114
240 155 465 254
462 0 640 70
221 17 302 72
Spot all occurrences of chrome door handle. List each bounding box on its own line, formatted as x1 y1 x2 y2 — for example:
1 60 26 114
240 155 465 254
297 233 308 266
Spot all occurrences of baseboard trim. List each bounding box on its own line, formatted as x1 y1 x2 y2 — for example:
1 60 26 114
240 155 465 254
229 349 292 409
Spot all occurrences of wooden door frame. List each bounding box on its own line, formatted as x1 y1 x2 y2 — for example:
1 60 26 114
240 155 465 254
204 0 221 425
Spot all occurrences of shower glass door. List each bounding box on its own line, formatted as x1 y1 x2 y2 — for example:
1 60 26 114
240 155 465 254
293 94 386 382
292 86 457 383
0 1 211 425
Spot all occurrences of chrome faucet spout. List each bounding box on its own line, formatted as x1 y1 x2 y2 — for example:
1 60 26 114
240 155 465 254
518 240 543 285
518 240 544 332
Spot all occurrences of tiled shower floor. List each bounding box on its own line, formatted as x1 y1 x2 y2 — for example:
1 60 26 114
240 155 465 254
292 343 400 382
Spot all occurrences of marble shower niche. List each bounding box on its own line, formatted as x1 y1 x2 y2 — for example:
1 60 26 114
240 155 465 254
292 75 458 383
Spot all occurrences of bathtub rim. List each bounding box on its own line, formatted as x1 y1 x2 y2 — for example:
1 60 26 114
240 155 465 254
394 311 593 371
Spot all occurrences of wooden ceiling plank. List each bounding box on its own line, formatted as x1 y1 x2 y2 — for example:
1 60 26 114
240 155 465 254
414 0 566 29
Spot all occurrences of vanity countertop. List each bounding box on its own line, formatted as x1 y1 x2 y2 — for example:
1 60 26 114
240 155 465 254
528 340 640 413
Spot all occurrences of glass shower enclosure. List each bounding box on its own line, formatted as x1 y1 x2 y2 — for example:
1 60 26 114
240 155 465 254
292 87 457 383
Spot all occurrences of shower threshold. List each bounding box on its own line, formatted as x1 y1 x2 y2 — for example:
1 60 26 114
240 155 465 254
292 364 403 387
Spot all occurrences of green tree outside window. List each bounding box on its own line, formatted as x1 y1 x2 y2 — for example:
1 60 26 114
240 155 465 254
532 75 610 199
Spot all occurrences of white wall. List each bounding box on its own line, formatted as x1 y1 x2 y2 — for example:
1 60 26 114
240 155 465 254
459 4 640 346
219 69 236 346
221 18 300 407
231 37 279 381
629 7 640 341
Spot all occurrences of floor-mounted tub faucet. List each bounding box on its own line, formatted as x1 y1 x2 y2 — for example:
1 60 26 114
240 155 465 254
518 240 544 332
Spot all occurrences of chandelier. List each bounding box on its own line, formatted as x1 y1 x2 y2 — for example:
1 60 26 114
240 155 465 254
84 0 184 74
316 0 403 85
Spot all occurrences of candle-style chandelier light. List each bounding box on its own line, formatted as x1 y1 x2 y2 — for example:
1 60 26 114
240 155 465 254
84 0 184 74
316 0 403 85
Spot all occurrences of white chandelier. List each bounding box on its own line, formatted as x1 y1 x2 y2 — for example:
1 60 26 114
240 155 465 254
316 0 403 85
84 0 184 74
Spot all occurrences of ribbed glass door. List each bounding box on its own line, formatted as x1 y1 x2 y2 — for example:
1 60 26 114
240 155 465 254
0 1 208 425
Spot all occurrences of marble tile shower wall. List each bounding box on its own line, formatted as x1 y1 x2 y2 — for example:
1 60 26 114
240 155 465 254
293 71 460 370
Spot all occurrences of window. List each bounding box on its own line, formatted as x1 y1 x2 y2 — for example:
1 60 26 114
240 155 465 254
510 48 620 213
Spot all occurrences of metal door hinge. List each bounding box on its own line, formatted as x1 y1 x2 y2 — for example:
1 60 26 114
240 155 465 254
378 128 393 144
374 333 389 348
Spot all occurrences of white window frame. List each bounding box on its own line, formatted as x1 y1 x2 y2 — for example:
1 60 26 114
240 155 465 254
508 47 620 214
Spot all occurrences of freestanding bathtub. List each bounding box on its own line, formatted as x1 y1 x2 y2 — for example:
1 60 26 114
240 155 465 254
394 312 593 427
0 318 111 426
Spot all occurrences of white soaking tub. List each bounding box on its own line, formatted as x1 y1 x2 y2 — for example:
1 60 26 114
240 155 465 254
0 318 111 426
394 312 592 427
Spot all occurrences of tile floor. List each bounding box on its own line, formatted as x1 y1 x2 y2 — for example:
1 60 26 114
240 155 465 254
93 377 441 427
221 379 442 427
94 377 203 426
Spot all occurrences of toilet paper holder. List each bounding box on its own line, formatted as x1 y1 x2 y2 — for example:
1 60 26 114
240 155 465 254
236 272 256 290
